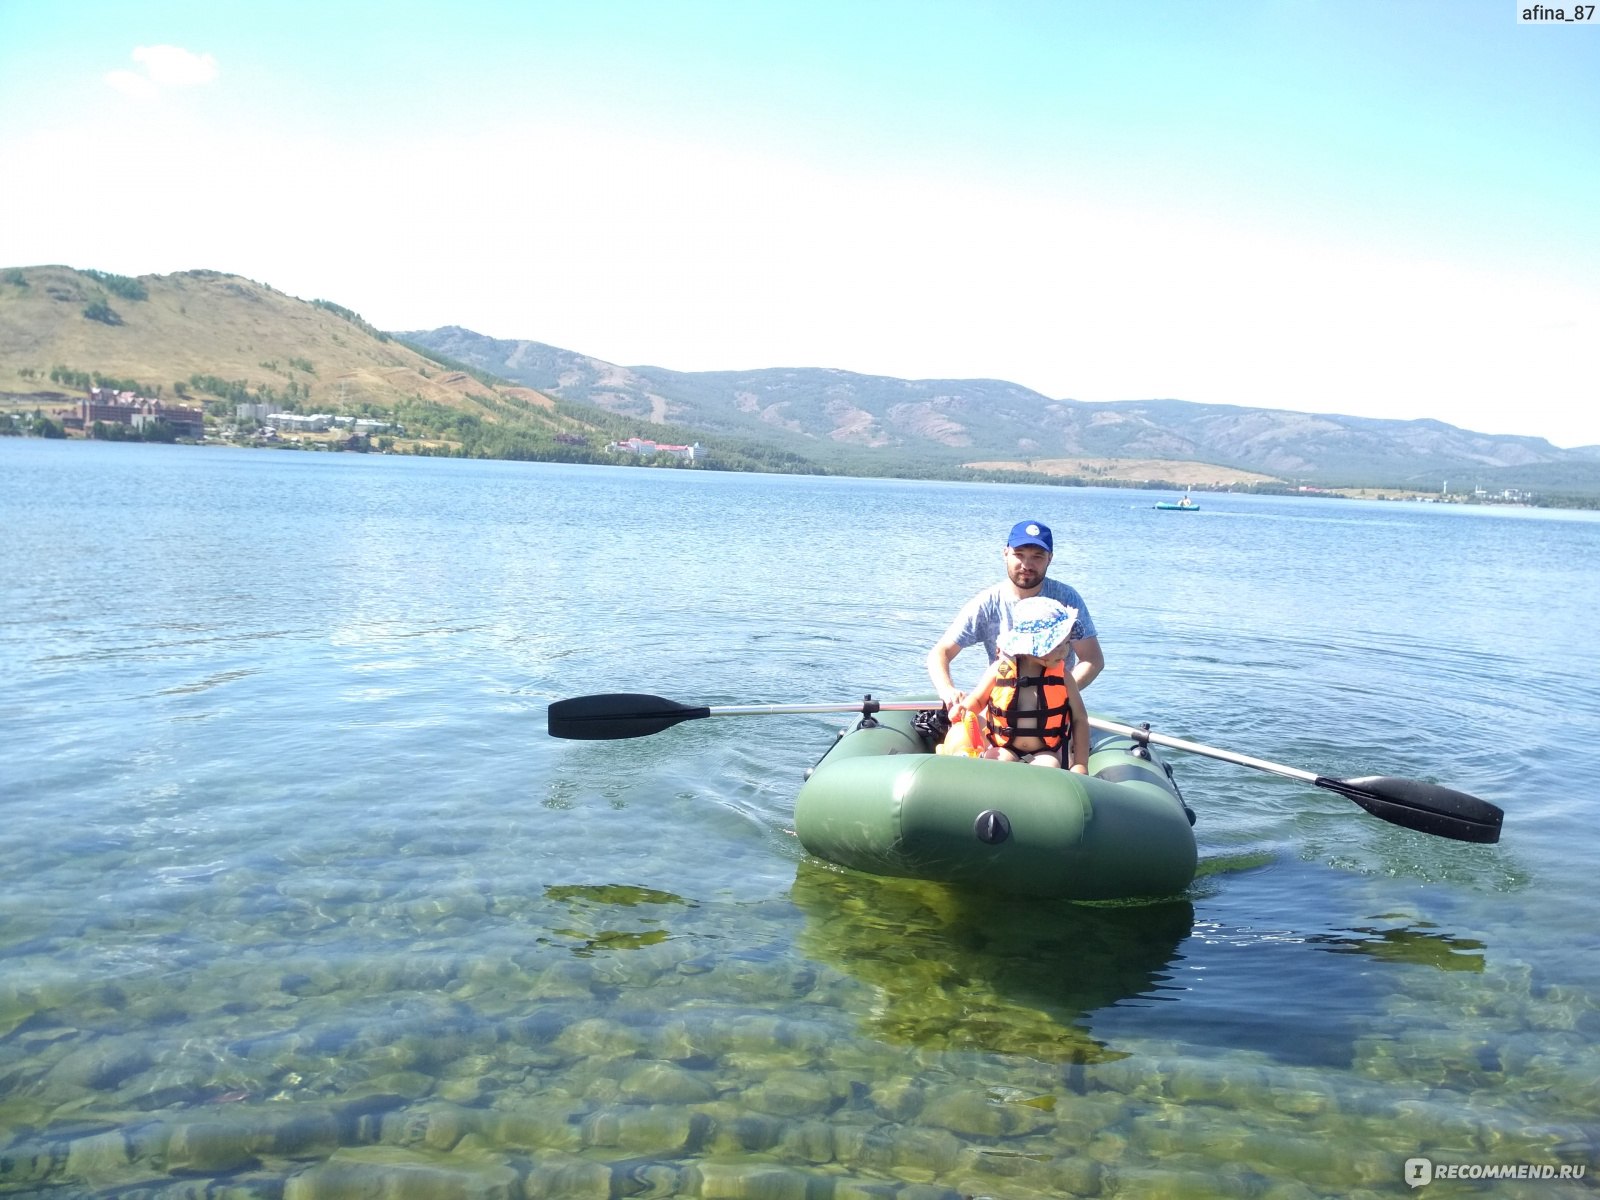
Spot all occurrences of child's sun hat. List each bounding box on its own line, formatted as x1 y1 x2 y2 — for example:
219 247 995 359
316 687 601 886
1000 596 1078 658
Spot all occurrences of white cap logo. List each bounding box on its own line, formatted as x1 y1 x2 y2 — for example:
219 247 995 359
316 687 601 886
1025 524 1041 536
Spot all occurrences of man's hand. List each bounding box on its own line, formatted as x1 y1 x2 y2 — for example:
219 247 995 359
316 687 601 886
929 640 964 713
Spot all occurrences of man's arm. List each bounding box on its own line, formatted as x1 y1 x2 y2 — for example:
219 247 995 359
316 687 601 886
1070 635 1103 690
927 638 964 710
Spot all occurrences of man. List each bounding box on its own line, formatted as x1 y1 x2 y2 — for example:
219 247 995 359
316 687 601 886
926 518 1103 715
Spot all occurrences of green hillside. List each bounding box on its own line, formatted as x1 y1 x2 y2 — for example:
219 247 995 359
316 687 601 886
0 266 823 473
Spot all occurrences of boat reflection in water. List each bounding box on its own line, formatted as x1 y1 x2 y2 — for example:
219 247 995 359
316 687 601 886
788 858 1194 1064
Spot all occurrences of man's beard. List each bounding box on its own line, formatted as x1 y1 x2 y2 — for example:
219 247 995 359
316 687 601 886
1008 564 1041 589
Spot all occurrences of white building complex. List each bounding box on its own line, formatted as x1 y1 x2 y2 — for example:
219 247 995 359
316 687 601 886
607 437 701 461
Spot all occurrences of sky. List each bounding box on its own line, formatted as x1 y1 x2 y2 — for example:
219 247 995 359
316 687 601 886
2 0 1597 446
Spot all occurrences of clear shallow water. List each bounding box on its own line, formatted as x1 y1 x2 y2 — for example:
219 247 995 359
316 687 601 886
1 438 1597 1197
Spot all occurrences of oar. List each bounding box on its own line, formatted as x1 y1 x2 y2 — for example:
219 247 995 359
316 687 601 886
546 692 929 742
1088 715 1502 845
546 693 1504 845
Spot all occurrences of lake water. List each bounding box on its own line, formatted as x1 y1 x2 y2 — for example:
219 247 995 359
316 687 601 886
2 438 1596 1198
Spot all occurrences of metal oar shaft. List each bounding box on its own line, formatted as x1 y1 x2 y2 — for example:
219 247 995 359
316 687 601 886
707 701 934 718
1090 715 1319 784
1090 714 1502 843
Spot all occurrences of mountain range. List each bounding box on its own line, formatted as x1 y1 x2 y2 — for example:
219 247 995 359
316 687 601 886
401 325 1600 492
4 264 1596 494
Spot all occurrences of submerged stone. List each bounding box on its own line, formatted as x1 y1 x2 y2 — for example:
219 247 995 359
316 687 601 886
62 1130 131 1181
438 1073 499 1106
778 1119 836 1164
618 1061 717 1104
377 1103 481 1152
867 1079 925 1122
0 1138 60 1188
965 1143 1051 1179
608 1160 688 1197
890 1127 962 1177
1258 1181 1321 1200
688 1160 814 1200
284 1145 520 1200
484 1098 587 1152
920 1086 1056 1138
1050 1153 1106 1197
521 1151 613 1198
581 1105 699 1154
46 1039 153 1090
553 1017 644 1059
167 1122 261 1173
646 1017 710 1062
830 1125 898 1173
503 1005 577 1047
828 1178 900 1200
253 1109 343 1156
533 959 602 1000
739 1069 839 1117
1159 1061 1268 1109
706 1110 786 1154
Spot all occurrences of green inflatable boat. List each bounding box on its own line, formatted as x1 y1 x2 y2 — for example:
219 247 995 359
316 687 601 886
795 706 1198 901
550 692 1502 897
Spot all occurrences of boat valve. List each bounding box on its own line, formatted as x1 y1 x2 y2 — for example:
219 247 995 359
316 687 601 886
974 809 1012 845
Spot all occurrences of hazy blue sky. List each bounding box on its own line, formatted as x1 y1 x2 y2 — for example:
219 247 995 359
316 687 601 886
3 1 1596 445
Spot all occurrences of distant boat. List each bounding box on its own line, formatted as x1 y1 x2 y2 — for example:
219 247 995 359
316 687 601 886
1155 495 1200 511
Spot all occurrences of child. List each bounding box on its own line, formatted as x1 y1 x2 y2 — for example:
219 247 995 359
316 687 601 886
949 596 1090 771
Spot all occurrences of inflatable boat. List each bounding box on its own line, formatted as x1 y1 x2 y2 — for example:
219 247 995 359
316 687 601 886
549 692 1500 897
795 706 1198 901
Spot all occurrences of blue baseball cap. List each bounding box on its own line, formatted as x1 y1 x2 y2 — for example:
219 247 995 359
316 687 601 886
1007 520 1053 553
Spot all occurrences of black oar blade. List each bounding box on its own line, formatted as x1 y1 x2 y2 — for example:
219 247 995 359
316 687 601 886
1317 776 1504 844
547 693 710 741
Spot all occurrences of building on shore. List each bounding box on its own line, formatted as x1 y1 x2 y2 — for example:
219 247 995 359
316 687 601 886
263 412 333 433
252 412 397 435
69 388 205 439
607 437 701 461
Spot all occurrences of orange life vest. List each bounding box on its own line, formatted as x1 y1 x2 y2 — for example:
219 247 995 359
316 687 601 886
986 657 1072 751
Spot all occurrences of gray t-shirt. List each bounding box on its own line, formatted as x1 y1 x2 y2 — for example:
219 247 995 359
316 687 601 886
940 578 1098 668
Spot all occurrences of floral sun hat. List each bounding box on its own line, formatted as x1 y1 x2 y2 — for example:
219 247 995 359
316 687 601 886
1000 596 1078 659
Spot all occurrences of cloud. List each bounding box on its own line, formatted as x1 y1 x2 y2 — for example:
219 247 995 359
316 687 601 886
104 45 219 97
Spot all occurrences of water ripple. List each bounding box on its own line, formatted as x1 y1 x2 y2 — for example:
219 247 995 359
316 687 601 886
4 445 1598 1198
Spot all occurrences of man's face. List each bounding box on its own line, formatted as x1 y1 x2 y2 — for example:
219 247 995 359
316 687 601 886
1003 544 1051 590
